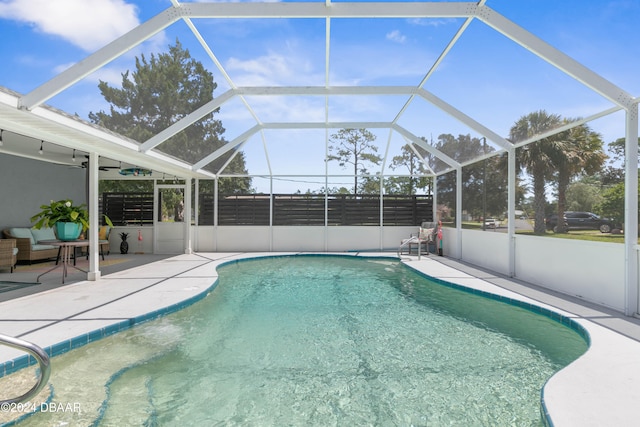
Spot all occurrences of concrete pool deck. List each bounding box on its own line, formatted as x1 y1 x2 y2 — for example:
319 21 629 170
1 251 639 426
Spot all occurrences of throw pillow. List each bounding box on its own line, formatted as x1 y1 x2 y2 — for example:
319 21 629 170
31 227 57 243
99 226 110 240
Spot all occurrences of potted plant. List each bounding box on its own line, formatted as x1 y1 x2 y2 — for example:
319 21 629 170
30 199 112 241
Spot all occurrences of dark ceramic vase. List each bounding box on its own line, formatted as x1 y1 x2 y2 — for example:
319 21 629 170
120 235 129 254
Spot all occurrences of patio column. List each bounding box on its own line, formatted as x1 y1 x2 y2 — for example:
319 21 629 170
507 145 516 277
432 175 438 222
456 166 462 258
194 179 199 250
624 104 639 316
87 152 101 281
213 177 218 252
184 177 193 254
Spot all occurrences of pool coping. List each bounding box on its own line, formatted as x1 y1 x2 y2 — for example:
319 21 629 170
1 251 639 426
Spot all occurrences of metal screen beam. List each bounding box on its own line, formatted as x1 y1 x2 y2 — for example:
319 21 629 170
624 104 639 316
262 121 392 130
392 124 459 168
185 2 476 19
477 5 634 109
417 88 511 149
235 86 418 96
140 90 237 152
192 125 261 171
20 9 180 110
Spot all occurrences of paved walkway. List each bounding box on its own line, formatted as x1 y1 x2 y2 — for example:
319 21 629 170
1 252 639 426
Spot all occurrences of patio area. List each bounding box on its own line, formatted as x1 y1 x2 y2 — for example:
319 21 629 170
0 253 172 303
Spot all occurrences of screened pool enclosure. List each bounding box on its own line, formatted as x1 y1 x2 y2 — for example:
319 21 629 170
0 1 638 315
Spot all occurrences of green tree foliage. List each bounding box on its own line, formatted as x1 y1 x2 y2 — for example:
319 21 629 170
603 137 626 185
549 120 606 233
328 128 381 195
595 180 632 225
88 39 250 194
511 111 563 234
512 111 606 234
99 180 153 193
566 175 605 212
425 134 512 222
387 143 431 194
601 137 640 186
358 175 383 194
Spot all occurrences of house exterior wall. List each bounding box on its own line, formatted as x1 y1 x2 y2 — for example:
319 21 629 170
0 154 86 228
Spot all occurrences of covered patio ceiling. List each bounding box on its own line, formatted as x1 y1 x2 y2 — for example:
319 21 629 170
0 0 638 187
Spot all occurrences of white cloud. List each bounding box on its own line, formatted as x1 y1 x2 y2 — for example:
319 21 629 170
386 30 406 44
0 0 140 51
225 50 320 86
407 18 457 27
85 66 126 86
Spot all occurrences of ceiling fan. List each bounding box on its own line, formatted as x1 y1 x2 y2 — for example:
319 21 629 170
67 154 121 172
80 160 121 172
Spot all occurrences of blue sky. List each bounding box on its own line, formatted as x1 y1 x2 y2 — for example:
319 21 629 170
1 0 639 192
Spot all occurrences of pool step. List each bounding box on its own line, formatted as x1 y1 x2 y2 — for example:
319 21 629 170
0 368 53 427
97 349 192 425
95 350 217 425
2 341 161 426
98 371 156 426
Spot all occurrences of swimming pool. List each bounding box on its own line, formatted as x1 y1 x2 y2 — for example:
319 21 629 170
3 255 588 426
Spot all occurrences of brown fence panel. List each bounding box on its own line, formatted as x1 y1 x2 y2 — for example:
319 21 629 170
218 195 270 225
273 194 325 225
107 192 432 227
103 193 154 226
198 193 215 225
328 195 381 226
383 195 433 225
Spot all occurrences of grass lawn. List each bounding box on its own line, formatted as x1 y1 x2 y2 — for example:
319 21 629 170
518 229 627 243
461 221 633 243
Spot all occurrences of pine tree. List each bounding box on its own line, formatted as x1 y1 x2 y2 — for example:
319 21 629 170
89 39 250 193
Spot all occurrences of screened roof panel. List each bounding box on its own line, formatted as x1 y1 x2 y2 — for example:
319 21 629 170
395 95 503 169
241 95 326 123
382 131 432 176
0 0 636 187
422 18 619 143
263 129 328 175
328 16 463 86
215 132 269 176
202 18 327 87
327 95 409 123
491 0 640 95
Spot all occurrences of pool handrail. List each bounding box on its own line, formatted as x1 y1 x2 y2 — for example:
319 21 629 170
0 333 51 404
398 235 426 259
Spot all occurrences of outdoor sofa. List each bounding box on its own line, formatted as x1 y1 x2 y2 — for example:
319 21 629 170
0 239 18 272
2 227 58 263
2 226 112 265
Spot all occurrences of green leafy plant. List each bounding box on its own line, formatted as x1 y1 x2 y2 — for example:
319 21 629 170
31 199 113 231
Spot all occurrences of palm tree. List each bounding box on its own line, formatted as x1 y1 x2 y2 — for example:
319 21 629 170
550 120 606 233
510 111 562 234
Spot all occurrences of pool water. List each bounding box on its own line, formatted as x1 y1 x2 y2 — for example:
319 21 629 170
14 256 588 426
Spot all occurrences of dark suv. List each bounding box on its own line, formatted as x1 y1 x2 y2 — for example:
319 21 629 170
545 211 617 233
